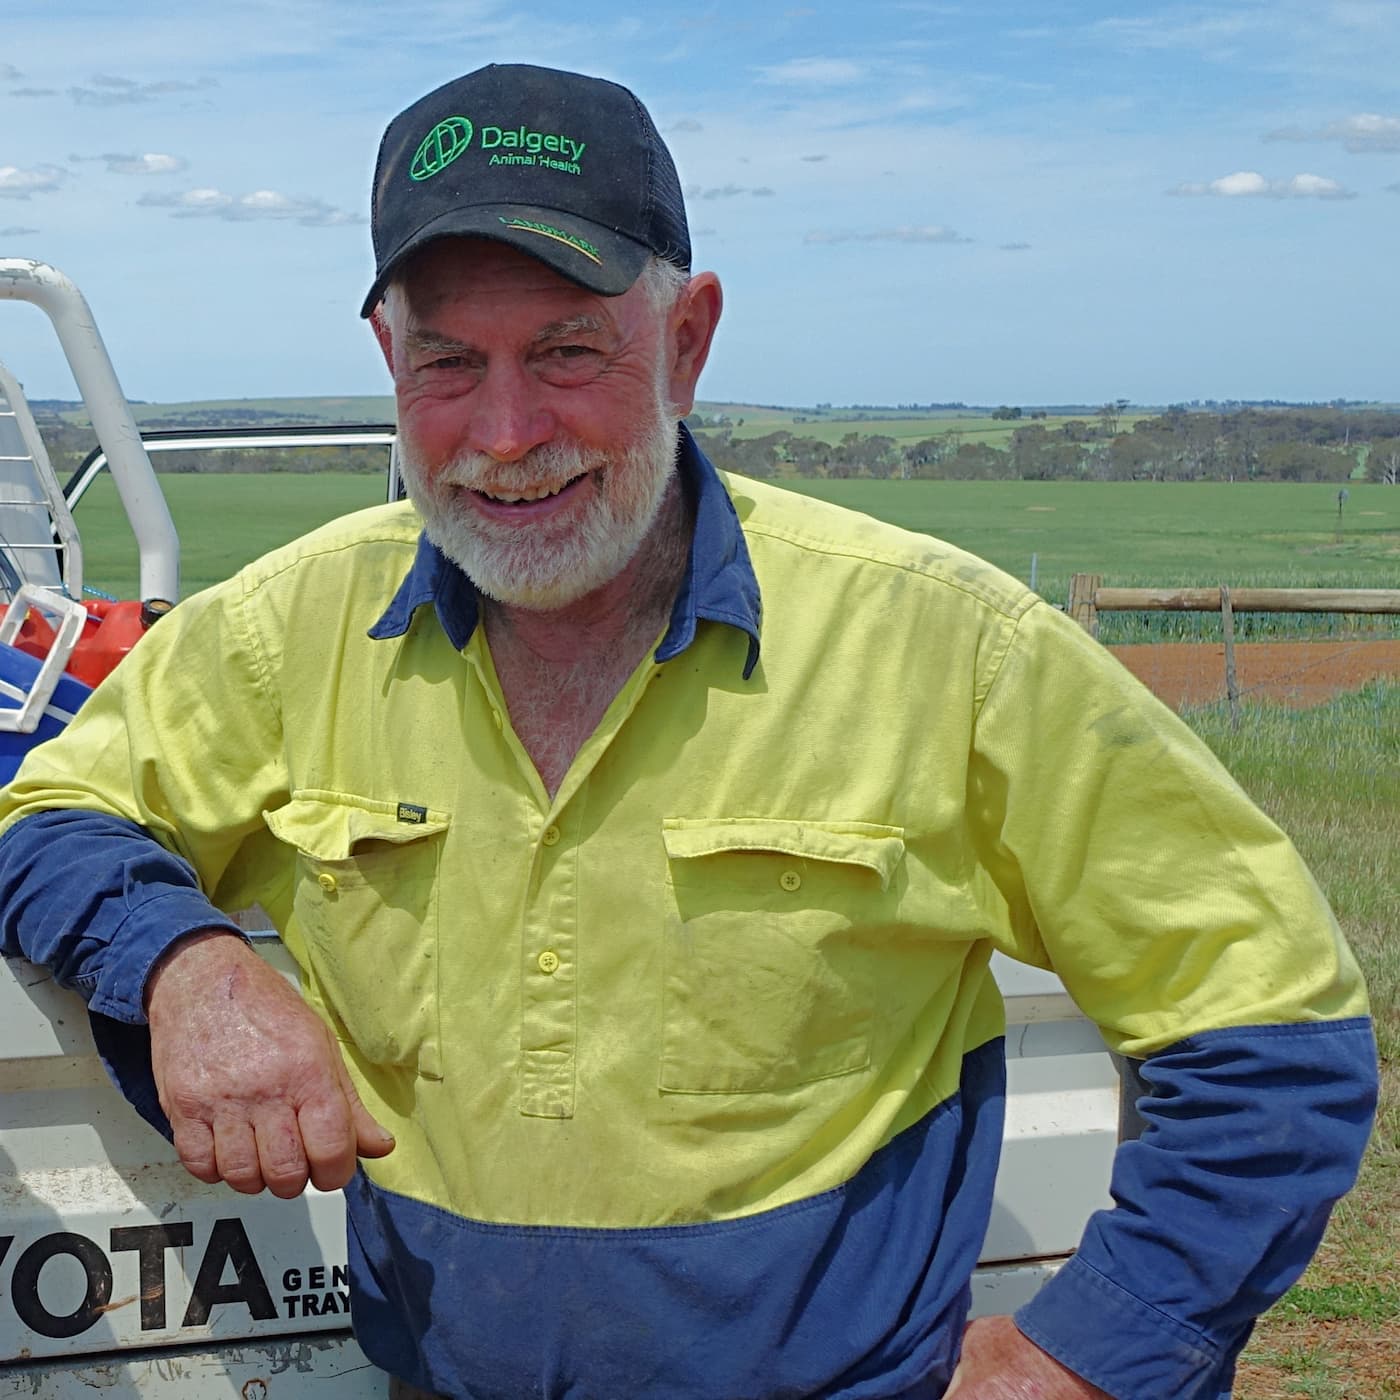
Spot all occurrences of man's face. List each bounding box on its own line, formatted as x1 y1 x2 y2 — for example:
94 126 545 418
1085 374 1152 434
378 240 682 611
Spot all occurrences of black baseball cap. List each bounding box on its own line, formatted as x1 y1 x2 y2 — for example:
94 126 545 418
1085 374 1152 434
361 63 691 317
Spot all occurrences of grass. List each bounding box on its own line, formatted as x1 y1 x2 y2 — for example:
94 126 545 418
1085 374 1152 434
72 471 389 599
780 479 1400 641
70 474 1400 627
1182 683 1399 1397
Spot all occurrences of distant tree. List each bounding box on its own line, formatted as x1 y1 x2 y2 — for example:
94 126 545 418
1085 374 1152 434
1101 432 1160 481
1254 442 1352 483
990 405 1023 421
1096 399 1129 437
786 436 833 477
1366 438 1400 485
904 431 964 478
942 442 1011 480
1010 424 1081 480
831 432 898 478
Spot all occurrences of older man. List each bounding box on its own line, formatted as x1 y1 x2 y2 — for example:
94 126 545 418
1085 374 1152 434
0 63 1377 1400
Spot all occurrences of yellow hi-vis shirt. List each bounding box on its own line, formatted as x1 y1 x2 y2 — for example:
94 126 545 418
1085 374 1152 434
0 433 1374 1399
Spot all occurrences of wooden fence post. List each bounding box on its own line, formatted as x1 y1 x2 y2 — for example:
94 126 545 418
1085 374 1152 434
1220 584 1240 728
1068 574 1102 636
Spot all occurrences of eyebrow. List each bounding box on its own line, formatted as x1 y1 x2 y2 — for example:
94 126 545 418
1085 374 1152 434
402 313 611 360
403 328 476 357
533 313 608 342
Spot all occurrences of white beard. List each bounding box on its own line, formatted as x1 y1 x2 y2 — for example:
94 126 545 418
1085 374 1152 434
399 387 678 612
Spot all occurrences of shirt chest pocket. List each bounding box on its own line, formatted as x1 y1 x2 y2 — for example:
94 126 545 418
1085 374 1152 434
264 791 449 1078
659 818 906 1094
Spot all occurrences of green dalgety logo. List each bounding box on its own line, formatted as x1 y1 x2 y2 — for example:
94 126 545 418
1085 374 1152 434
410 114 588 182
410 117 474 181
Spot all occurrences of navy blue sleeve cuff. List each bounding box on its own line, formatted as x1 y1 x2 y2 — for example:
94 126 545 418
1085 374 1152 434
1017 1253 1225 1399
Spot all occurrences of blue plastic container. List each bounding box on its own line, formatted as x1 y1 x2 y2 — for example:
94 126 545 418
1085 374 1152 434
0 641 94 784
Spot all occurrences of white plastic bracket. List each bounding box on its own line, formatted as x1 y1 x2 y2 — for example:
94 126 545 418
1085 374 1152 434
0 585 87 734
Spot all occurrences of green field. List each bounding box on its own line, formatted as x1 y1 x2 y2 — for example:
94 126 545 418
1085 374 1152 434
74 472 390 599
70 475 1398 642
709 407 1151 448
782 479 1399 640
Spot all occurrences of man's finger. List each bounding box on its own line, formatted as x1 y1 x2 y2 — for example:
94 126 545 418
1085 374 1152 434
213 1117 265 1195
298 1090 359 1193
254 1108 311 1199
170 1116 221 1185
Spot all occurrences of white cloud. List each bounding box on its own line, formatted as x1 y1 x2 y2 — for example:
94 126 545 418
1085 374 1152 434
1000 242 1032 252
8 87 58 99
1285 172 1351 197
69 74 217 106
689 184 778 200
0 64 21 81
1265 113 1400 153
1168 170 1355 199
801 154 829 163
668 118 703 134
0 225 40 237
137 187 363 226
0 165 67 199
1089 12 1257 53
805 225 972 245
757 57 866 85
102 152 189 175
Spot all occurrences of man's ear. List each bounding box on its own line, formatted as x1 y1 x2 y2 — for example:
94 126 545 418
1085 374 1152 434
370 304 395 373
667 272 722 418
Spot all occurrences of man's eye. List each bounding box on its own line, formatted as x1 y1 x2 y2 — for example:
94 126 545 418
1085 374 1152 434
547 344 595 360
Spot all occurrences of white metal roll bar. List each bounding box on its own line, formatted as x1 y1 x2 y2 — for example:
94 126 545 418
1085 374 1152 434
0 259 180 602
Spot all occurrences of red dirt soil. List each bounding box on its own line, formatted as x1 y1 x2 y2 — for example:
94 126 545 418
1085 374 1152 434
1108 639 1400 709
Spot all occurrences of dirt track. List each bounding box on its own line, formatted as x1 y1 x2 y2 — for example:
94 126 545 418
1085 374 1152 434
1109 639 1400 709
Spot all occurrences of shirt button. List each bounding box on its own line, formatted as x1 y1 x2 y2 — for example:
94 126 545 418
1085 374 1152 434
317 872 338 893
779 870 802 892
541 825 561 847
537 950 560 975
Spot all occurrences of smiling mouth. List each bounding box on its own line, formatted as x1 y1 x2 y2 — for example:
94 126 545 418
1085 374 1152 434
474 472 587 505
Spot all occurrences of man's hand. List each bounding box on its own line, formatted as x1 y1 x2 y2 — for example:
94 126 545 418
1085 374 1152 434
946 1316 1112 1399
145 931 395 1198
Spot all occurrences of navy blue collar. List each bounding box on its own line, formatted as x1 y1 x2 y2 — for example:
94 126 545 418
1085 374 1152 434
368 425 762 677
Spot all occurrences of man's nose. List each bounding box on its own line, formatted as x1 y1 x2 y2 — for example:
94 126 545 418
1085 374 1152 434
467 363 555 462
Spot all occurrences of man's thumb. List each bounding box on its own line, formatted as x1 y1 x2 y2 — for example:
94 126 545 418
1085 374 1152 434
353 1102 397 1158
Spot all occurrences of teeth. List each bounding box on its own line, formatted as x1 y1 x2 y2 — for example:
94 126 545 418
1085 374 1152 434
484 475 580 504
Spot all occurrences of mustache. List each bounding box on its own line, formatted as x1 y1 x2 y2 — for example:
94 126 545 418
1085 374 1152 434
435 440 599 495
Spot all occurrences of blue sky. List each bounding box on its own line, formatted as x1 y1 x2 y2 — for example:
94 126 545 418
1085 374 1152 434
3 1 1398 407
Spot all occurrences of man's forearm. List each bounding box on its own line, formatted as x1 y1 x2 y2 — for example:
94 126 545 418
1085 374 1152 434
0 808 245 1021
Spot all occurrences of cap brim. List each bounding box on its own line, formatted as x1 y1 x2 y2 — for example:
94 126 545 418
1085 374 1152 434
359 203 652 317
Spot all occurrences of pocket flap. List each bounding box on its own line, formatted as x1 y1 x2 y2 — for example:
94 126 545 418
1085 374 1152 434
661 818 905 890
264 790 449 862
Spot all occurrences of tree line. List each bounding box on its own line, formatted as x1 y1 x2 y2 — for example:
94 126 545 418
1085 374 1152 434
690 406 1400 484
31 405 1400 485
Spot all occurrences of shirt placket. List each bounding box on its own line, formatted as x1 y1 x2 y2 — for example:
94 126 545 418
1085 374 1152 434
519 812 577 1118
